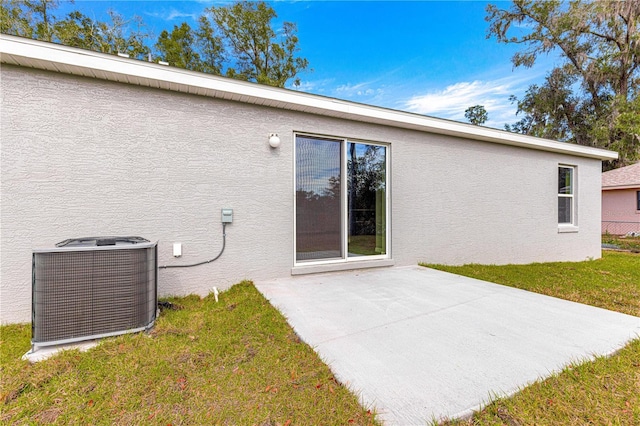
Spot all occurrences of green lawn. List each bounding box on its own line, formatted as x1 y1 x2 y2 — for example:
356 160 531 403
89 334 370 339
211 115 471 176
425 251 640 317
2 252 638 425
425 251 640 425
0 282 378 425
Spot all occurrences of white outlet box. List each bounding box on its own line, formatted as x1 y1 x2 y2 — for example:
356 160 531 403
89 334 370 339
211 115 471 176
173 243 182 257
221 208 233 223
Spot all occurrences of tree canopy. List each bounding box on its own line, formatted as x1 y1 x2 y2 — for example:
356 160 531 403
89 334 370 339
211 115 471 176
465 105 488 125
0 0 308 88
487 0 640 168
155 22 207 72
206 1 308 87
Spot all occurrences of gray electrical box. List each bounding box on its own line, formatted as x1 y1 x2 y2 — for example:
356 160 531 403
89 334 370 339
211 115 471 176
221 209 233 223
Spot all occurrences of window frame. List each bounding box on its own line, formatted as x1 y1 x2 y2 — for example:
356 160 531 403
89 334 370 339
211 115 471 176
557 165 577 230
293 132 390 267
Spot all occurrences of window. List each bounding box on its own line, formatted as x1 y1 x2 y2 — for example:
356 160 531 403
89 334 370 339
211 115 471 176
558 166 575 225
295 134 388 263
637 190 640 211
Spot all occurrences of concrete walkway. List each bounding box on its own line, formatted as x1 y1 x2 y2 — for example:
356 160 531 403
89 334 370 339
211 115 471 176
254 266 640 425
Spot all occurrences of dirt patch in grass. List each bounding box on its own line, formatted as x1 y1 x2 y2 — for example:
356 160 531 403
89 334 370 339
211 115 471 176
0 281 378 425
33 407 63 423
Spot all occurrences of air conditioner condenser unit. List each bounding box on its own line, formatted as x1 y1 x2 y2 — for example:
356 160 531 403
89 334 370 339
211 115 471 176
31 236 158 349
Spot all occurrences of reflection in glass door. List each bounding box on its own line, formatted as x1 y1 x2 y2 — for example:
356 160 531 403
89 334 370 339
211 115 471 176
295 135 387 263
295 136 342 261
347 142 386 257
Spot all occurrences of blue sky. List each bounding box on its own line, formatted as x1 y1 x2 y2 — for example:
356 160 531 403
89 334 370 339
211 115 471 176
57 1 561 129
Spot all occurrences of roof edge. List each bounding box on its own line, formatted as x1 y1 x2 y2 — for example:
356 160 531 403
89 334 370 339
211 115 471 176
602 184 640 190
0 34 619 161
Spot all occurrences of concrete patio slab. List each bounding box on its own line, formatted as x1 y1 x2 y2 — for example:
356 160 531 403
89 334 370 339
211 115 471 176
254 265 640 425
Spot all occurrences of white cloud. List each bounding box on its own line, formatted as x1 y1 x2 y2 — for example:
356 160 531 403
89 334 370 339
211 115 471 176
404 78 527 129
166 10 198 21
406 80 508 116
293 78 385 102
335 82 368 96
334 81 385 101
292 81 318 92
145 9 198 23
296 66 548 130
289 78 335 93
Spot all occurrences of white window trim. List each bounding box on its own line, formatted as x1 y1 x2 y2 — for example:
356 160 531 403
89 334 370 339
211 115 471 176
292 132 391 269
558 165 578 232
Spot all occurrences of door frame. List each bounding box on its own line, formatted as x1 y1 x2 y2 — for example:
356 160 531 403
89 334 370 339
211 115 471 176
293 132 391 267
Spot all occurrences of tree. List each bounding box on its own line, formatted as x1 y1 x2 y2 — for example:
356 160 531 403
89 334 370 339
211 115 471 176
205 1 308 87
31 0 59 41
487 0 640 168
1 0 309 88
154 19 223 74
55 9 150 59
98 10 150 60
465 105 488 125
1 0 60 40
1 0 35 38
195 16 224 75
156 23 205 71
2 2 151 59
503 68 588 143
54 10 104 51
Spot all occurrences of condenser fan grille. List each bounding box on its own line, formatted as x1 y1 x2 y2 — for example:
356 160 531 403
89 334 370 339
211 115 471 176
32 239 157 346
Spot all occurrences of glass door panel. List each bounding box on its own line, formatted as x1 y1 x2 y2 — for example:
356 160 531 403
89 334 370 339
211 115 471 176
295 136 342 261
347 143 386 257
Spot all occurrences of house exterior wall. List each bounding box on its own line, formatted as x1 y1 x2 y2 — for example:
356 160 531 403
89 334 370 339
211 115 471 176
602 189 640 234
1 65 604 324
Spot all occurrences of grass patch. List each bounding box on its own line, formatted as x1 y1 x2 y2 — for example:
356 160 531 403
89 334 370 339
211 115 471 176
1 281 378 425
424 251 640 425
424 251 640 317
603 233 640 252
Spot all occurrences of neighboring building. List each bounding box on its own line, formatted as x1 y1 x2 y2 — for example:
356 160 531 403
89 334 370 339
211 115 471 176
602 162 640 235
0 35 617 324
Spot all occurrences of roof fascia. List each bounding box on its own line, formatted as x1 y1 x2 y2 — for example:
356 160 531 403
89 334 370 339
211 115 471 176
602 185 640 190
0 35 619 161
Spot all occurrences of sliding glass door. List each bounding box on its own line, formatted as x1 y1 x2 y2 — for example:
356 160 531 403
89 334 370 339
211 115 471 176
295 135 388 263
295 136 343 261
347 142 386 257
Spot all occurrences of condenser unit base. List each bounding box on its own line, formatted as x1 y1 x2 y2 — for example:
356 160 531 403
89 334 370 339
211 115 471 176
23 339 100 363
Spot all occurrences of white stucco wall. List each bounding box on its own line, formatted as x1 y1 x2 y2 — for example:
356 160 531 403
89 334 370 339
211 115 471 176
1 65 604 323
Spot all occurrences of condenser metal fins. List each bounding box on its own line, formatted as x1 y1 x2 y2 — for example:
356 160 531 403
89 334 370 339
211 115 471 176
32 237 158 348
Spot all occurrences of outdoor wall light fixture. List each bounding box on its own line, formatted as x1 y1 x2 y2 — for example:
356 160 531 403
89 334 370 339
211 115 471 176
268 133 281 148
